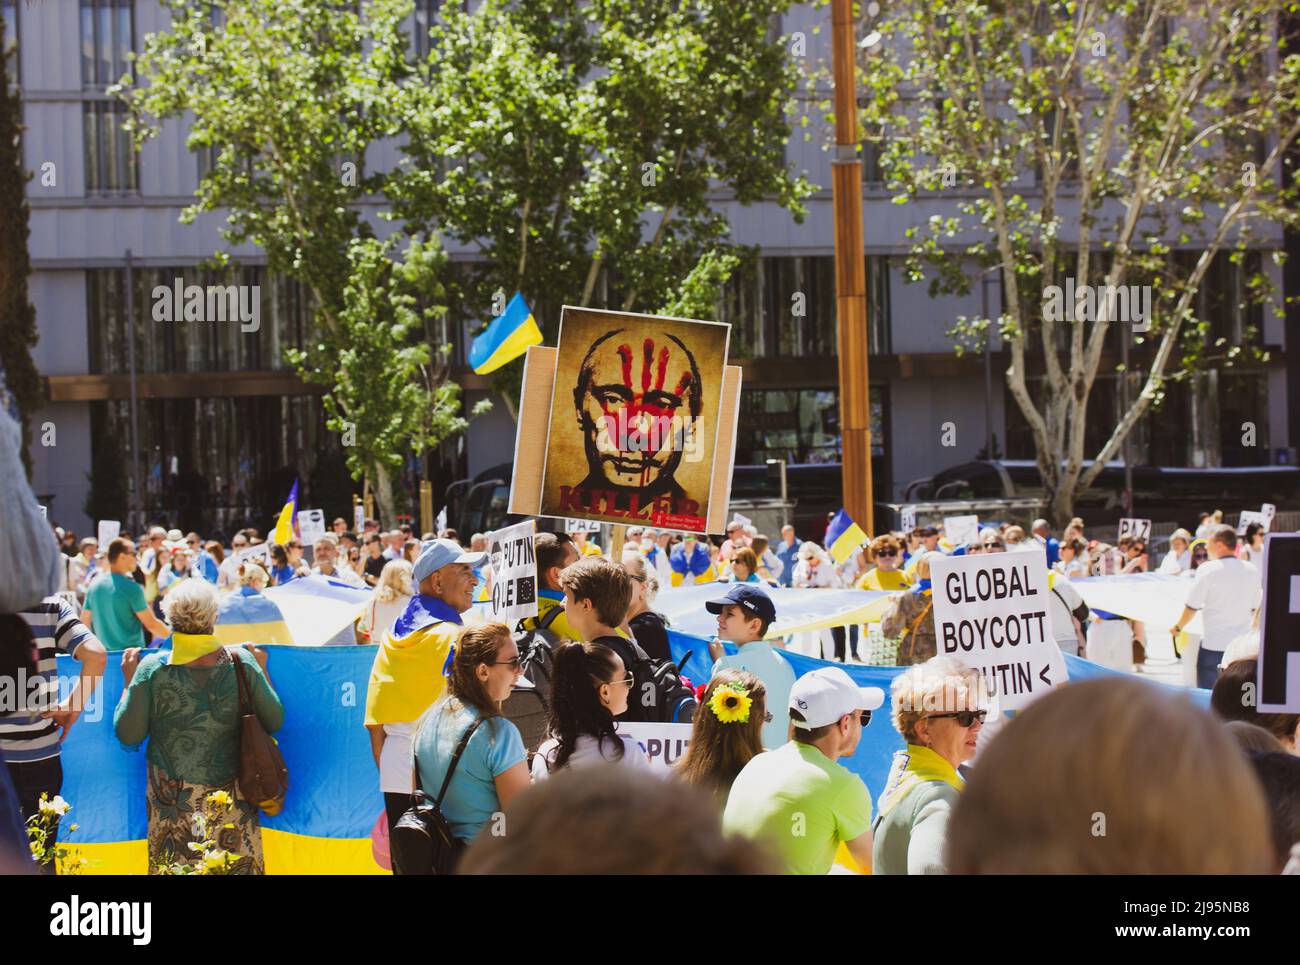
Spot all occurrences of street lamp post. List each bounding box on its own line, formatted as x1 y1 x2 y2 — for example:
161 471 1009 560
831 0 874 536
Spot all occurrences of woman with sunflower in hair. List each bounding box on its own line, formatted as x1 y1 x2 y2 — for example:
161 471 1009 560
676 670 768 802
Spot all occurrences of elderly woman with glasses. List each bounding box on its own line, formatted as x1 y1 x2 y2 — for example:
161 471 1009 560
872 655 988 875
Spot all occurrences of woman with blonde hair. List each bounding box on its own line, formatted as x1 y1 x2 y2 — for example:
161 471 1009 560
359 559 415 644
946 677 1274 874
676 670 768 801
872 656 986 874
114 579 283 873
622 553 671 662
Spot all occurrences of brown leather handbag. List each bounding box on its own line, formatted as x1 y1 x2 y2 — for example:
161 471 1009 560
229 648 289 816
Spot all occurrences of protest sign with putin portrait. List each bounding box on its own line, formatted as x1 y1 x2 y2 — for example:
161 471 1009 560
538 306 731 533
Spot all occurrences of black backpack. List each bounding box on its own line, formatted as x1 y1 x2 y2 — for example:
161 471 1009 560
602 634 699 725
503 605 565 754
391 717 483 876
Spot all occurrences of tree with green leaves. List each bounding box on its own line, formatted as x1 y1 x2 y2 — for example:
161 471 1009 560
0 12 42 474
116 0 474 518
391 0 813 405
306 234 490 513
861 0 1300 524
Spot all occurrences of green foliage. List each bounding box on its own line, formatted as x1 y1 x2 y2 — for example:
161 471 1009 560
289 234 480 484
392 0 813 396
0 18 42 473
860 0 1300 517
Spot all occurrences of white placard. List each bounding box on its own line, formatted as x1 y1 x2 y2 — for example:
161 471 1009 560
900 505 916 534
486 519 538 625
435 505 448 535
930 548 1060 710
1117 517 1152 542
297 509 327 546
97 520 121 547
1258 534 1300 712
1261 503 1277 531
617 722 693 775
1237 510 1268 536
564 518 602 534
731 512 753 530
353 504 365 533
39 505 47 520
943 515 980 547
235 542 270 564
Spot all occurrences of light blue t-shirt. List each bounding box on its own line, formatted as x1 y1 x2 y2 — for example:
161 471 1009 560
711 641 797 750
413 701 527 843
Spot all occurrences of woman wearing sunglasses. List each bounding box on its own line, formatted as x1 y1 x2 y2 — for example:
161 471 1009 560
411 623 531 845
531 641 650 780
872 656 988 875
854 535 913 592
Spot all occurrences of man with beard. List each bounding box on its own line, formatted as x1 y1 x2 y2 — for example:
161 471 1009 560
559 330 707 530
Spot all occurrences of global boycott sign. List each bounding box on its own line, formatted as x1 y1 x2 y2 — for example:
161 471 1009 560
487 519 538 626
930 549 1058 710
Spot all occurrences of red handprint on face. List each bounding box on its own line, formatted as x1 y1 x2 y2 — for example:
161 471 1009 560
600 338 693 451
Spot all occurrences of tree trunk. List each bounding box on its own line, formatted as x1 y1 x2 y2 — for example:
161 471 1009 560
1048 481 1076 533
372 462 396 528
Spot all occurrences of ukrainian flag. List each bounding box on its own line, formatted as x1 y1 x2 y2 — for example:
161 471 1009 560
469 292 543 374
272 480 298 546
825 508 869 564
214 586 296 647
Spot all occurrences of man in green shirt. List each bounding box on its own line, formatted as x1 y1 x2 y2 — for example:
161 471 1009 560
723 667 882 874
82 538 170 651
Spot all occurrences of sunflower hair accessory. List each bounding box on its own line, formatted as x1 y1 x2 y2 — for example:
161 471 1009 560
709 685 753 724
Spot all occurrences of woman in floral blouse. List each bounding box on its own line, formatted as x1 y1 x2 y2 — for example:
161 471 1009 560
114 579 283 874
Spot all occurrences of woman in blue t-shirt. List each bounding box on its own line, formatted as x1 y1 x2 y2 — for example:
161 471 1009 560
412 623 531 844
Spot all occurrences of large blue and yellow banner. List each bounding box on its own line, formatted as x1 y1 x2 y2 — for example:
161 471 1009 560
54 625 1208 874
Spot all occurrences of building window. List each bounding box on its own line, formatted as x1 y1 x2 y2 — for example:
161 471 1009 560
86 266 311 375
81 0 133 90
719 255 891 360
735 386 884 465
83 101 138 192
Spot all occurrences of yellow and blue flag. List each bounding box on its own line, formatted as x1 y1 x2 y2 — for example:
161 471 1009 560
272 479 298 546
825 508 868 564
214 587 296 647
469 292 543 374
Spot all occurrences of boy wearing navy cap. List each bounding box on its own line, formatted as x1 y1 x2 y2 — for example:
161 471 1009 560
705 584 796 749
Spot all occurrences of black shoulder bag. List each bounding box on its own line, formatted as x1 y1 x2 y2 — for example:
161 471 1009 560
390 716 484 876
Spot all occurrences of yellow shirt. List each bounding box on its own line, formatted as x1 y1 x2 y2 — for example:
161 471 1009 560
856 568 912 592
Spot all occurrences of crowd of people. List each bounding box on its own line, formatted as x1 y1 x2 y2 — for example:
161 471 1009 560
3 499 1296 877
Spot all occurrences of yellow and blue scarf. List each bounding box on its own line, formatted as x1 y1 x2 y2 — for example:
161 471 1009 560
877 743 964 819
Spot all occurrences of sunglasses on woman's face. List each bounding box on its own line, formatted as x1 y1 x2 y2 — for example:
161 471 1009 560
875 551 898 559
926 710 987 727
488 656 524 669
607 673 636 689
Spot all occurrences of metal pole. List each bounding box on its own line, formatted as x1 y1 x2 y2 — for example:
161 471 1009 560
831 0 874 536
1121 326 1133 516
982 274 993 458
124 250 142 533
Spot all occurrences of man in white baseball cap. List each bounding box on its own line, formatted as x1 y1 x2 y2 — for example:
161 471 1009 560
723 667 884 874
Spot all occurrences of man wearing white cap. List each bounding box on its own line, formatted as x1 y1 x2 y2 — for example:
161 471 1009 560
723 667 883 874
363 538 486 834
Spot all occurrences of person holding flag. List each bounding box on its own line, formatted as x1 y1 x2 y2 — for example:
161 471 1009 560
271 480 299 547
364 538 487 834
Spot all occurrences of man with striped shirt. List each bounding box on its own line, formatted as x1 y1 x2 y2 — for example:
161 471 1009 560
4 596 106 872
